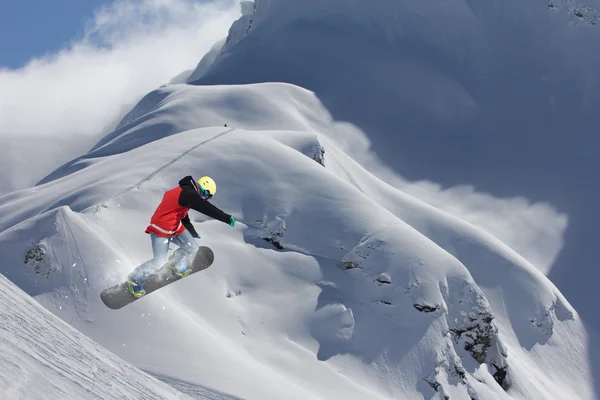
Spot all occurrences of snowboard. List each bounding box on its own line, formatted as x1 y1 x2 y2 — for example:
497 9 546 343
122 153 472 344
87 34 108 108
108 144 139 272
101 246 214 310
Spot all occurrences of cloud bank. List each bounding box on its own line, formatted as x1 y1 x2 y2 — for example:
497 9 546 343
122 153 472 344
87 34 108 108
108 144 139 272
328 122 567 276
0 0 239 193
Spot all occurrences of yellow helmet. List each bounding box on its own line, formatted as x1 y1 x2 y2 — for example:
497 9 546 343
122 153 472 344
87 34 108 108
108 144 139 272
197 176 216 197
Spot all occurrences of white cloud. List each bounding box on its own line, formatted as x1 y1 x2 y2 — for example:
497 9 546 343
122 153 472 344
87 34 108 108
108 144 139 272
401 179 568 274
350 145 568 275
326 123 567 275
0 0 240 193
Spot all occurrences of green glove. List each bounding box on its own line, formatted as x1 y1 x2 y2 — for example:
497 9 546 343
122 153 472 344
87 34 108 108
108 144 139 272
229 216 236 227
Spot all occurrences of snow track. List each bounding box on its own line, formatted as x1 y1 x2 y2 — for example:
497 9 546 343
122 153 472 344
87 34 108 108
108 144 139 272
85 127 237 213
0 273 191 400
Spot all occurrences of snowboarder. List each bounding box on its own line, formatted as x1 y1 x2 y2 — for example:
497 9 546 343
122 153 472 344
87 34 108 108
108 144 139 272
127 175 235 298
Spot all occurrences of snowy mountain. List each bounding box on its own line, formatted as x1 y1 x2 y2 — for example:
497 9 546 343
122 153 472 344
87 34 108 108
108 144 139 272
1 0 599 399
190 0 600 335
1 81 597 399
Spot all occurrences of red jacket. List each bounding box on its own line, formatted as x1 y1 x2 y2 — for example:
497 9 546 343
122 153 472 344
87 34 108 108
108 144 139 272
145 187 189 237
145 176 232 238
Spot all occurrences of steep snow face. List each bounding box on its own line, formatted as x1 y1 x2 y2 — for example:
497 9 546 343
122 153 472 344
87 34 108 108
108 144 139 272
35 83 568 283
0 82 596 399
0 273 191 400
188 0 600 335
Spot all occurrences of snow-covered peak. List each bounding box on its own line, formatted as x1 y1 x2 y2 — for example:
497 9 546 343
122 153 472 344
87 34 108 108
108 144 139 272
187 0 600 342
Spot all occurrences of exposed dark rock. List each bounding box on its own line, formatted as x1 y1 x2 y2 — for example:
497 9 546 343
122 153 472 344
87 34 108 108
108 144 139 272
493 364 509 390
24 245 53 280
342 261 360 270
375 274 391 285
413 303 439 313
24 246 45 264
449 312 497 364
253 217 286 250
263 236 283 250
452 361 466 380
572 5 600 24
313 144 325 166
423 377 440 392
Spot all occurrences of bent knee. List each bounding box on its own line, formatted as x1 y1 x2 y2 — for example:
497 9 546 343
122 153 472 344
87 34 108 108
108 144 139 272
184 241 199 252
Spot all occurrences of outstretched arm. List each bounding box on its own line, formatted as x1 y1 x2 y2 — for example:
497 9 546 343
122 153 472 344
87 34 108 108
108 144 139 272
179 188 232 224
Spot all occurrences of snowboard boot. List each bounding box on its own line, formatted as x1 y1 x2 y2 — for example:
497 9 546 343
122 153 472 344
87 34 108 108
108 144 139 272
169 252 193 278
126 278 146 298
170 263 191 278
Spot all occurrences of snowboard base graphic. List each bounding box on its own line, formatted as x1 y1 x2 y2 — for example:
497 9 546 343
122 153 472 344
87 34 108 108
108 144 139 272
101 246 214 310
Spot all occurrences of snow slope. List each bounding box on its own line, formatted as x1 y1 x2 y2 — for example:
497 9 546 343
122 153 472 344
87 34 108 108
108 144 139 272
189 0 600 338
0 272 192 399
0 81 596 399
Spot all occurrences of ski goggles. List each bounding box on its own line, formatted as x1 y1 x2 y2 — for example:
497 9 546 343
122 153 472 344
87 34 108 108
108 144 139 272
199 186 213 200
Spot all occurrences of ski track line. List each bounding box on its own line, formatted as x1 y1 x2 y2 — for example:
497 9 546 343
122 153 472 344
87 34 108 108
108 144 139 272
61 209 91 318
84 128 236 214
325 143 365 195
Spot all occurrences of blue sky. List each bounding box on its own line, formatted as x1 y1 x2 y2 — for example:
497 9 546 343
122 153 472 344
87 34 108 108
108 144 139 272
0 0 109 69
